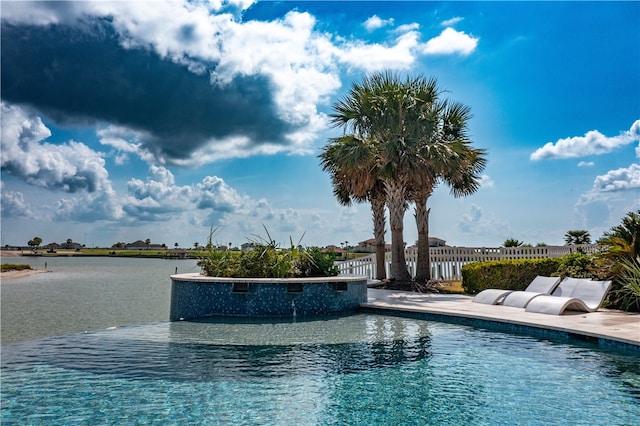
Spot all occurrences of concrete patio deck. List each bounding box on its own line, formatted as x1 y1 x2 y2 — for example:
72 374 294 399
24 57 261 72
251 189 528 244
362 289 640 349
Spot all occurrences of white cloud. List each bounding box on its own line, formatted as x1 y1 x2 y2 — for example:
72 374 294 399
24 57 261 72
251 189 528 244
421 27 478 56
441 17 463 27
363 15 394 32
1 103 112 194
336 31 420 72
0 188 35 219
577 161 595 167
591 163 640 194
457 204 511 237
394 23 420 33
97 126 157 165
479 174 495 188
530 120 640 160
54 189 124 222
2 2 483 166
574 163 640 231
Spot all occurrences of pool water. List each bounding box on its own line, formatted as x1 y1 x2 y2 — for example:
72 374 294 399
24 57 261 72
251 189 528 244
1 314 639 425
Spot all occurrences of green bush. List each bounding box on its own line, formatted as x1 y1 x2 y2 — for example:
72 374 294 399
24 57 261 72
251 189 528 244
198 244 338 278
1 264 32 272
554 252 595 278
197 227 339 278
461 258 562 294
609 257 640 312
293 246 339 277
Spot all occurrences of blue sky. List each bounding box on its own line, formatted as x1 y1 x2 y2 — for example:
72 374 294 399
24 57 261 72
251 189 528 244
1 1 638 249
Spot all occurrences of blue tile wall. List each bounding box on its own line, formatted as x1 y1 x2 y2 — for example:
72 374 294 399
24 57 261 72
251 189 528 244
170 277 368 320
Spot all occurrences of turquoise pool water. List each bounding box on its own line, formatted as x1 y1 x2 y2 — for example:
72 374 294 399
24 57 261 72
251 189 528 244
1 314 638 425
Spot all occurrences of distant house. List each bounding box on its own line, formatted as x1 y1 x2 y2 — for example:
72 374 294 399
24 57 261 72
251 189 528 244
63 242 83 250
44 242 62 250
125 240 165 250
322 245 347 260
354 239 392 253
428 237 447 247
241 242 255 251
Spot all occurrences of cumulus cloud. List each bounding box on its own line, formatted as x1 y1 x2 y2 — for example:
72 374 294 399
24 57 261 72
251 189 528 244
457 204 511 237
441 17 463 27
54 189 124 222
97 126 157 165
530 120 640 160
581 164 640 201
363 15 394 32
479 174 495 188
121 165 256 224
578 161 595 167
1 103 112 193
336 31 420 72
0 189 35 219
574 163 640 230
421 27 478 56
1 2 480 166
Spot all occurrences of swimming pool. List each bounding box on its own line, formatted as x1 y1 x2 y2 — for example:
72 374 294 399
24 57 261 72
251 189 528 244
2 313 639 424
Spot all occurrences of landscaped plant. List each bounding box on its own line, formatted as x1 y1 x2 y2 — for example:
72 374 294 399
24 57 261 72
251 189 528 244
197 227 339 278
610 257 640 312
594 210 640 310
461 258 562 294
554 252 596 278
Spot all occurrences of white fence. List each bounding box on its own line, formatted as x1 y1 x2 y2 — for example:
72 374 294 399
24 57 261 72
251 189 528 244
337 245 603 281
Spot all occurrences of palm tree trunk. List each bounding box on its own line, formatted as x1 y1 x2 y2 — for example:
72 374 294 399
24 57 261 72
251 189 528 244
386 181 412 281
414 195 431 283
371 195 387 280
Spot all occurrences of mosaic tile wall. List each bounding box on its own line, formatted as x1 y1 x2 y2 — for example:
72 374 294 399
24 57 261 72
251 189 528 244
170 276 368 320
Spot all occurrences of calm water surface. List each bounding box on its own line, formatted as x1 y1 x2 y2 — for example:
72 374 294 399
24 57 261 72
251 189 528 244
2 315 640 425
1 256 199 343
1 256 639 425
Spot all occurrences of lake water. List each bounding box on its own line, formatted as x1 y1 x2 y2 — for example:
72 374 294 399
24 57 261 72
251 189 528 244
1 256 639 424
1 256 200 343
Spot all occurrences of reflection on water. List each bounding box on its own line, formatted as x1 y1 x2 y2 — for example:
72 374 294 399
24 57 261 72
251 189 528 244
3 315 433 382
1 314 639 425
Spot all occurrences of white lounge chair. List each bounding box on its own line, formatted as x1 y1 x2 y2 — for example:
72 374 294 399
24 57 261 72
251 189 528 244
501 276 563 308
525 278 613 315
472 275 561 305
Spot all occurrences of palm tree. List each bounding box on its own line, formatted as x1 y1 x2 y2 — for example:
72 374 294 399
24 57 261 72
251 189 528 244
410 100 487 283
319 135 388 279
28 236 42 251
330 71 486 283
329 71 416 281
504 238 524 247
598 210 640 261
564 230 592 245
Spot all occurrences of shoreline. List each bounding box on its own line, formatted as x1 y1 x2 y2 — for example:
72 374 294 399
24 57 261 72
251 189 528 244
1 269 49 280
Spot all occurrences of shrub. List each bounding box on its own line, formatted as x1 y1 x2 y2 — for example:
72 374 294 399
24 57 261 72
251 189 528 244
554 252 595 278
1 264 32 272
462 258 561 294
197 227 339 278
293 246 339 278
609 257 640 312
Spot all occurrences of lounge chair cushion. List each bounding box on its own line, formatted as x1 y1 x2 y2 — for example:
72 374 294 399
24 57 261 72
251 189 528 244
472 275 560 306
472 289 514 305
501 276 562 308
525 278 612 315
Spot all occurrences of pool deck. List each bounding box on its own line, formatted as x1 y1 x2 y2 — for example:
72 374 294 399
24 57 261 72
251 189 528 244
362 289 640 348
